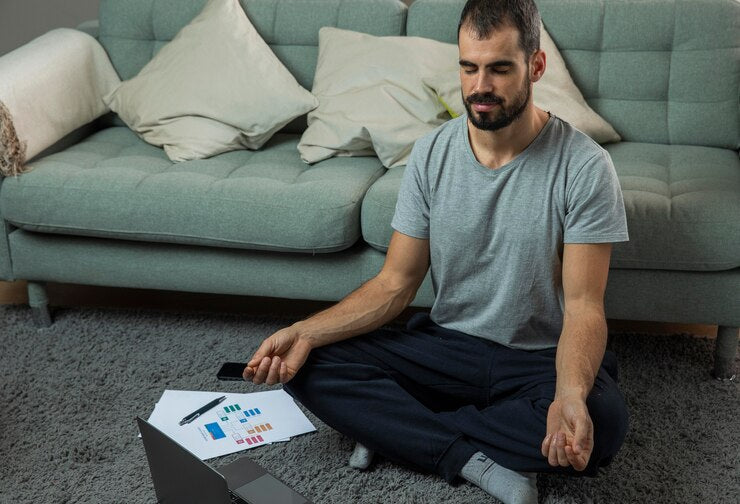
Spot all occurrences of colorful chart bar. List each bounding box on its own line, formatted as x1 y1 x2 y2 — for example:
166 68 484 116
247 423 273 434
245 435 264 445
219 404 250 421
205 422 226 440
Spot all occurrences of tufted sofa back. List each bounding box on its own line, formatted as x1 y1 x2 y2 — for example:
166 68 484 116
98 0 407 92
98 0 739 150
408 0 740 149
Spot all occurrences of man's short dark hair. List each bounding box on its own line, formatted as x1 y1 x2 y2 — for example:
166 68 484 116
458 0 541 59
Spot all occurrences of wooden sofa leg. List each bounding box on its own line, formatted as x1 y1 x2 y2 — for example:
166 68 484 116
712 325 738 381
27 281 53 328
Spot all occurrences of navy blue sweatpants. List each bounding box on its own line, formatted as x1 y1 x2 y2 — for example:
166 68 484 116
284 312 628 484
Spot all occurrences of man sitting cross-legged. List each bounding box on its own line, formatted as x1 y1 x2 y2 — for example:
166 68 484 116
243 1 629 502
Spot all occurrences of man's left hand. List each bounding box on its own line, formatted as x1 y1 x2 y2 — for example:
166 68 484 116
541 394 593 471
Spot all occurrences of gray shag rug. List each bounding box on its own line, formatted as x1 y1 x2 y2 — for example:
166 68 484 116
0 304 738 504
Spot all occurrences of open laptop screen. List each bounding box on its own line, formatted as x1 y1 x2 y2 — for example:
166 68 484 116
137 416 232 504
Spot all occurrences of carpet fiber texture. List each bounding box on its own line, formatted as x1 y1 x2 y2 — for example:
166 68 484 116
1 304 737 504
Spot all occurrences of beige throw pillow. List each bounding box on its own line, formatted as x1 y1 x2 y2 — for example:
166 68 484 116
103 0 317 162
423 23 621 144
298 27 459 168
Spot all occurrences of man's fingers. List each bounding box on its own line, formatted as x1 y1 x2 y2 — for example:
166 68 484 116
248 346 271 366
248 337 279 368
564 445 582 470
545 430 591 470
569 415 594 470
246 355 264 371
565 445 578 469
548 436 563 466
573 416 593 454
252 356 272 384
564 445 579 468
549 432 584 468
265 356 281 385
547 433 559 466
555 432 569 466
279 362 289 383
565 445 588 471
242 365 254 380
541 433 552 458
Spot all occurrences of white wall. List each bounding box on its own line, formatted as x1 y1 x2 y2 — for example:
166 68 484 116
0 0 99 56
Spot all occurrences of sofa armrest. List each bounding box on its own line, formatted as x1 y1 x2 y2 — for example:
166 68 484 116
0 28 121 176
76 19 100 39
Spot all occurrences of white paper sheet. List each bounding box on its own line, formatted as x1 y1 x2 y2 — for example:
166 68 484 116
144 389 316 460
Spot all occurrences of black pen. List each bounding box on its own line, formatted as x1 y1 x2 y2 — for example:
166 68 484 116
179 395 227 426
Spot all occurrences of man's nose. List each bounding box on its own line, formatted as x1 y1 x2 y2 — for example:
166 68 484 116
473 73 494 94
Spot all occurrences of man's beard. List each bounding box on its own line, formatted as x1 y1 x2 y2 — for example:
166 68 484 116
464 75 531 132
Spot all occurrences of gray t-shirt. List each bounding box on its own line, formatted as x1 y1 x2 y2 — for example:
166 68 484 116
391 114 629 350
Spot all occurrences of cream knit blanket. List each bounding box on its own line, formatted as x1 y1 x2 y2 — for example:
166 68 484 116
0 100 25 176
0 28 121 177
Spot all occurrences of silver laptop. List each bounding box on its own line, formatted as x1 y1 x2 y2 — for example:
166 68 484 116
136 416 312 504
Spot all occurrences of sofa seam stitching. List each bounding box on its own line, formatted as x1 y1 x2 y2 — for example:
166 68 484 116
6 222 356 252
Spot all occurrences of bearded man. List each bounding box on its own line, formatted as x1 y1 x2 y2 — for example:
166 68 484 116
243 1 630 502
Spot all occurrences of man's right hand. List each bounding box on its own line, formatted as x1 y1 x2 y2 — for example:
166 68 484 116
242 325 312 385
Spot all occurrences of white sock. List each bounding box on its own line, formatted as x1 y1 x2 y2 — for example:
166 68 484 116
349 442 375 470
459 451 538 504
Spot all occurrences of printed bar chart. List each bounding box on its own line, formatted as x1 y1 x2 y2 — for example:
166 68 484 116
204 403 274 447
148 389 317 460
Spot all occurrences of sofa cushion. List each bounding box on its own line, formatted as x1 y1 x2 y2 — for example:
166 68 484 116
298 27 457 168
604 143 740 271
0 127 385 253
103 0 317 162
361 142 740 272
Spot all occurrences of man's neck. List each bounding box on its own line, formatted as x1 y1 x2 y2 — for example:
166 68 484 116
467 106 550 170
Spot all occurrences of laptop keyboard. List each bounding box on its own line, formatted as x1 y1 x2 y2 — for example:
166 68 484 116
230 492 247 504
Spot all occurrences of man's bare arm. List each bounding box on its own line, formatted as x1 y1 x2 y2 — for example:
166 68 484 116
244 231 430 384
542 242 612 470
294 231 431 349
556 243 611 400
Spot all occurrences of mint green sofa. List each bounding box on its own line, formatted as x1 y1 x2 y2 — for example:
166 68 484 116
0 0 738 378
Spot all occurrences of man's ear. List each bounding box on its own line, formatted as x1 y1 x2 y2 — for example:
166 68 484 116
529 49 546 83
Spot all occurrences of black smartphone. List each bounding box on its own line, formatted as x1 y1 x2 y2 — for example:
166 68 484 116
216 362 249 381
